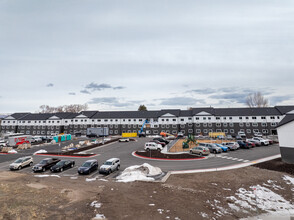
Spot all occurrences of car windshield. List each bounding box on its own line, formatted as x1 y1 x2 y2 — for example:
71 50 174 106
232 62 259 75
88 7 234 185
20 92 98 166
14 158 23 163
39 160 48 164
82 162 92 167
104 161 112 165
56 161 66 166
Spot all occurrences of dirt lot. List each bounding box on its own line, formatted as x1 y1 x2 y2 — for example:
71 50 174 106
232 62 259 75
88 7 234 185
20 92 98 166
0 160 293 220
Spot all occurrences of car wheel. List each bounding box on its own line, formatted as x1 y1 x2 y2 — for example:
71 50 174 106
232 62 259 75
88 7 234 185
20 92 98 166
146 148 150 151
157 148 161 151
213 150 217 154
190 150 193 154
117 165 120 170
29 162 33 166
60 168 63 172
18 166 22 170
199 152 203 157
42 168 45 172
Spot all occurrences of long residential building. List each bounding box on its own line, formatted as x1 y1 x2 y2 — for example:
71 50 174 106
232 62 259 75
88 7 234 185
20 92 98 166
1 106 294 137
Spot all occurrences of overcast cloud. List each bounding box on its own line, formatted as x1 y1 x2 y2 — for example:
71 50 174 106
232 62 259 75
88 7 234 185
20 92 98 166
0 0 294 113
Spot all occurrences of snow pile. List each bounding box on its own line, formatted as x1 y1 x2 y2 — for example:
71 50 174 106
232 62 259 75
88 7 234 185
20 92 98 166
8 149 17 154
93 214 105 219
90 201 101 208
33 149 47 155
116 163 162 183
86 177 97 182
227 185 294 213
283 175 294 185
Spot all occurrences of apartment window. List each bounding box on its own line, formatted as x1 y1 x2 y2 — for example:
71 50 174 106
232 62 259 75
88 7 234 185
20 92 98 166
230 129 234 133
139 119 142 122
216 123 221 127
252 117 257 119
261 116 266 119
180 130 185 134
133 119 136 122
110 125 113 128
223 123 227 127
216 129 222 132
270 116 275 119
133 125 137 128
161 119 165 122
261 123 267 127
253 129 259 133
173 119 176 121
246 129 251 133
128 119 131 122
109 130 113 134
196 129 201 133
262 129 269 134
153 130 159 134
203 117 206 120
114 130 118 134
271 122 277 126
240 129 244 132
246 123 250 127
203 123 207 127
115 119 118 122
166 119 169 122
196 123 200 127
277 116 280 119
224 129 228 133
105 119 108 122
245 117 249 119
180 119 184 121
203 129 208 133
98 119 101 122
188 129 193 133
223 117 226 120
188 123 192 127
208 117 211 120
188 117 192 120
75 120 78 122
195 117 199 120
162 124 165 128
229 117 232 119
123 119 125 122
115 125 118 128
180 124 185 128
252 123 258 127
229 123 234 127
239 123 244 127
81 120 83 122
166 125 170 128
172 125 177 128
207 123 212 127
128 125 131 128
122 125 126 128
26 131 30 134
239 117 242 120
216 117 220 120
154 125 159 128
92 120 94 122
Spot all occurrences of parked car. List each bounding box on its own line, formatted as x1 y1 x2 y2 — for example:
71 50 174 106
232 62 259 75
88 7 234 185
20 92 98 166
264 138 273 145
153 138 169 144
254 132 263 137
252 137 269 146
119 138 129 142
237 140 251 149
99 158 120 174
150 140 166 147
10 156 33 170
222 142 239 151
226 135 233 140
144 142 163 151
32 158 60 172
78 159 98 175
238 131 246 139
177 132 184 138
215 143 228 152
199 143 222 154
245 141 255 147
247 139 261 146
190 146 210 156
50 160 75 172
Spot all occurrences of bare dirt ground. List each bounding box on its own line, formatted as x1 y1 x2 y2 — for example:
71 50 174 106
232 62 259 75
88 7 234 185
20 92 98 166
0 160 293 220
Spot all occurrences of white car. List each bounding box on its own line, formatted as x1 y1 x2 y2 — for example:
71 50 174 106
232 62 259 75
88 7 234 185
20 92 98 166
9 156 33 170
119 138 129 142
254 132 263 137
99 158 120 174
144 142 163 151
252 137 269 146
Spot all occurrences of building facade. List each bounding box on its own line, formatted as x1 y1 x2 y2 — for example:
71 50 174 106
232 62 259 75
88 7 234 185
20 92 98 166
1 106 294 137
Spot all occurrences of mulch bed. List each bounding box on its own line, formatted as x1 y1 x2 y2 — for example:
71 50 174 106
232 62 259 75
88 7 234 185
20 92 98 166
253 158 294 176
37 138 119 156
135 150 202 159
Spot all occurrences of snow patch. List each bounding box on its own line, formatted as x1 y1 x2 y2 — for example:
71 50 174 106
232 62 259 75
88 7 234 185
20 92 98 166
148 204 155 206
90 201 101 208
116 163 162 183
34 174 60 178
93 214 105 219
34 149 47 155
8 149 17 154
86 177 97 182
283 175 294 185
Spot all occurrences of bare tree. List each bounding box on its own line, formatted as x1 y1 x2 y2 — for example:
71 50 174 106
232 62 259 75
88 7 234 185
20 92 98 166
246 92 269 108
38 104 88 113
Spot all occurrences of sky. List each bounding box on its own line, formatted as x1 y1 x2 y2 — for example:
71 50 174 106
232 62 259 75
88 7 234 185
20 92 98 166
0 0 294 113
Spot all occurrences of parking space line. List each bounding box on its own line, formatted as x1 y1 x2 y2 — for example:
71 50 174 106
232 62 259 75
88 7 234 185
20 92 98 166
243 160 249 162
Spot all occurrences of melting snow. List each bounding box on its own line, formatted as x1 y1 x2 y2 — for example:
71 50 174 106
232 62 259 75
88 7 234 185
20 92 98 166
283 175 294 185
148 204 155 206
8 149 17 154
116 163 162 183
86 178 97 182
34 174 60 178
34 149 47 155
93 214 105 219
90 201 101 208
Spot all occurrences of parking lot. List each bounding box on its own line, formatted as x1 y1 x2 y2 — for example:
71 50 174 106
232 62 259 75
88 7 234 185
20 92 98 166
0 136 281 181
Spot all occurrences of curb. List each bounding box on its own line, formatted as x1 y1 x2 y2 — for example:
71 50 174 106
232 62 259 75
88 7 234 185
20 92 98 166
35 153 98 158
132 151 206 161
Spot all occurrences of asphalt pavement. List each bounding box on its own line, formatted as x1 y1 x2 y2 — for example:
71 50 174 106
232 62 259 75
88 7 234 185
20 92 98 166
0 137 281 179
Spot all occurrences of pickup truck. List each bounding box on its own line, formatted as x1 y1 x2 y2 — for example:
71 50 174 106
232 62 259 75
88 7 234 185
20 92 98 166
32 158 60 172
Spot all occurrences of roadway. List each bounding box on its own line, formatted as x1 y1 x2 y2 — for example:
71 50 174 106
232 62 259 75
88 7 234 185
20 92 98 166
0 137 281 179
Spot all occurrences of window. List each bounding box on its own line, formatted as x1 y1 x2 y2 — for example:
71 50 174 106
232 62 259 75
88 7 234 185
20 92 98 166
154 125 159 128
195 117 199 120
203 123 207 127
122 125 126 128
128 125 131 128
188 123 192 127
261 116 266 119
246 123 250 127
208 123 212 127
139 119 142 122
271 122 277 126
229 123 234 127
105 119 108 122
239 123 244 127
208 117 211 120
75 120 78 122
223 117 226 120
172 130 177 134
262 129 268 134
153 130 158 134
166 125 170 128
196 129 201 133
115 125 118 128
114 130 118 134
115 119 118 122
223 123 227 127
216 129 222 132
229 117 232 120
173 119 176 122
92 120 94 122
203 117 206 120
180 124 185 128
162 124 165 128
216 117 220 120
133 125 137 128
166 119 169 122
188 129 193 133
253 129 259 133
240 129 244 132
128 119 131 122
196 123 200 127
180 119 184 121
277 116 280 119
230 129 234 133
98 119 101 122
216 123 221 127
261 123 267 127
224 129 228 133
239 117 242 119
252 117 257 119
246 129 251 133
172 125 177 128
188 117 192 120
270 116 275 119
161 119 165 122
252 123 258 127
203 129 208 133
110 125 113 128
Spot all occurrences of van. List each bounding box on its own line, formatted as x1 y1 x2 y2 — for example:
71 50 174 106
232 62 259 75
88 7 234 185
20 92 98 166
144 142 163 151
